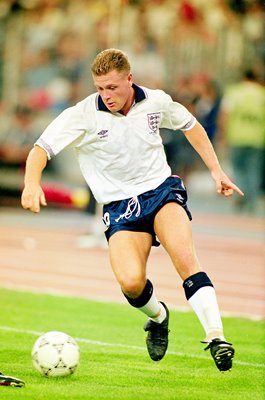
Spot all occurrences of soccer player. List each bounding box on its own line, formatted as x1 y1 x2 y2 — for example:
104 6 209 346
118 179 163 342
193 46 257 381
21 48 244 371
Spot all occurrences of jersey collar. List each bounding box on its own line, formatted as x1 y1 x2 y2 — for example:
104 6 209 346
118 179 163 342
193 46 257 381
96 83 147 112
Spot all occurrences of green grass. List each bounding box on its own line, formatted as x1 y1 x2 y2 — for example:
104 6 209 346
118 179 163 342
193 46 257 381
0 288 264 400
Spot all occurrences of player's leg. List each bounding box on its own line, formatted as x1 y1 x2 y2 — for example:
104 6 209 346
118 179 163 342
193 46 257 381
154 202 234 370
108 230 169 361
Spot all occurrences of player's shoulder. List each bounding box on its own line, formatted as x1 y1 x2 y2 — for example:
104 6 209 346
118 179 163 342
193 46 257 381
141 85 168 97
52 93 97 125
140 85 171 104
74 92 98 112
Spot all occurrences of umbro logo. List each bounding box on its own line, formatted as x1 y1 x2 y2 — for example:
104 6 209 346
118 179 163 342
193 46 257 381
97 130 109 139
175 193 184 203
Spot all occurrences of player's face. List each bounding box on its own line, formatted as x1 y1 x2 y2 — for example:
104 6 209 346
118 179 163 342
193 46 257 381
93 70 134 114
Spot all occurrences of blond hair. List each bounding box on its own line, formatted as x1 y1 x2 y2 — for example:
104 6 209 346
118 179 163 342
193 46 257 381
91 48 131 76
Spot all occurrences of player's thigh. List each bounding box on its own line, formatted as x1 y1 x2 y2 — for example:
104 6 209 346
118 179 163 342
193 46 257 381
108 230 153 296
154 202 201 279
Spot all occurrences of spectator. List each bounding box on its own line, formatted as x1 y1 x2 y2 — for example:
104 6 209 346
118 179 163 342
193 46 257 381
220 69 265 213
0 105 38 167
160 79 200 181
193 74 222 142
0 105 39 204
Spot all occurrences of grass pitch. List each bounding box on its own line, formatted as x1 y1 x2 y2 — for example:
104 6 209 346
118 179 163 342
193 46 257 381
0 288 264 400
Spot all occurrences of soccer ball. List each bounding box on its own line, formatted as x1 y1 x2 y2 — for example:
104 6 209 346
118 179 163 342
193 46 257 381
32 331 80 377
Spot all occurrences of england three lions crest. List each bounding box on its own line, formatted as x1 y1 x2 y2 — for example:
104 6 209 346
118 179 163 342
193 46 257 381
147 112 161 134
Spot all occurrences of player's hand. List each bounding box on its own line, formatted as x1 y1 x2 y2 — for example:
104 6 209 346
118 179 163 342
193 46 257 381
211 170 244 197
21 184 47 213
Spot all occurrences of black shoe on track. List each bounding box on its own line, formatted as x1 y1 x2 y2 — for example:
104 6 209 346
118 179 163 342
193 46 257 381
144 302 169 361
204 339 235 371
0 372 25 387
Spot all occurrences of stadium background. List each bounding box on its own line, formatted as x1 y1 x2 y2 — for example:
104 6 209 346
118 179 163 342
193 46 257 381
0 0 264 320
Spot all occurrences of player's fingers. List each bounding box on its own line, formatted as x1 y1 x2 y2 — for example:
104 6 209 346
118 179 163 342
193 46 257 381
216 180 222 194
21 193 33 210
232 184 244 197
223 188 234 196
40 191 47 206
32 196 41 213
22 195 39 213
219 186 233 196
221 181 244 197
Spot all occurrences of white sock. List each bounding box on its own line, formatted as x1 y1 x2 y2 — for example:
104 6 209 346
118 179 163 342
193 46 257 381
138 293 167 324
188 286 225 342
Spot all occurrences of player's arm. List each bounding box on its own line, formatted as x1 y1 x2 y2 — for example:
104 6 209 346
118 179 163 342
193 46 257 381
183 121 244 197
21 145 48 213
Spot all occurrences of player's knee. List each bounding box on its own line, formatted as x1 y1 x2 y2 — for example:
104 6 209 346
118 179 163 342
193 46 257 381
120 275 145 298
122 278 153 307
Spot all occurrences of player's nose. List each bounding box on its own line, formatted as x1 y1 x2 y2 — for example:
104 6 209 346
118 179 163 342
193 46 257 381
102 89 111 100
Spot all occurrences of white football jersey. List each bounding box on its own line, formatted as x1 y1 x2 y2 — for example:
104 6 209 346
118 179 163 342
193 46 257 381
36 84 196 204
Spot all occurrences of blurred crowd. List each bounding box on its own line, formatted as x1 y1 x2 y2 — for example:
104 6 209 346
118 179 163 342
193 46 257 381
0 0 264 214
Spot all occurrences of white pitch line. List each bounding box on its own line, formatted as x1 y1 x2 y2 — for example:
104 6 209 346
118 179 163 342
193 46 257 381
0 326 264 369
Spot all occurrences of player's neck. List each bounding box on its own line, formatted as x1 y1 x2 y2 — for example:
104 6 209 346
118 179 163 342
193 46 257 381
119 87 135 116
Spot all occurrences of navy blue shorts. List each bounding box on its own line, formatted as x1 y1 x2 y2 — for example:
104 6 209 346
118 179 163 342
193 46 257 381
102 175 192 247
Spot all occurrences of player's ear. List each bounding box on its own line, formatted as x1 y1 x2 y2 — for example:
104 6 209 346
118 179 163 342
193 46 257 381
128 72 133 86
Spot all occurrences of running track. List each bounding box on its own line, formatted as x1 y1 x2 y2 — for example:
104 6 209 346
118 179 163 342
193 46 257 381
0 207 264 320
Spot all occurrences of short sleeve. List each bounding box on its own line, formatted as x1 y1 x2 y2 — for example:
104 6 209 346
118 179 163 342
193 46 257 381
160 94 196 131
35 105 86 159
